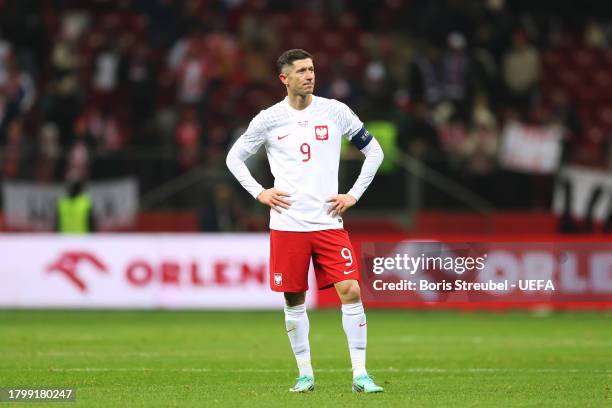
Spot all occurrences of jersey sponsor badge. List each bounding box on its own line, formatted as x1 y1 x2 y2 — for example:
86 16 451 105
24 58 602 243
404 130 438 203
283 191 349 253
274 273 283 286
315 125 329 140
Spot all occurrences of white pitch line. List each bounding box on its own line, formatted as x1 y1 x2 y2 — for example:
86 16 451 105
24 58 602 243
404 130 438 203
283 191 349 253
397 336 612 347
0 351 343 358
0 368 610 374
0 352 180 357
40 352 163 357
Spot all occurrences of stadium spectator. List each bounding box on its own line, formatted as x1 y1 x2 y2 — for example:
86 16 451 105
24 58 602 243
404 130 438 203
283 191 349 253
549 88 581 140
126 43 158 128
470 24 501 105
78 106 127 154
584 19 608 49
168 26 217 111
360 59 396 119
409 42 444 106
35 123 61 182
502 29 541 111
175 106 202 170
548 88 582 164
462 92 498 174
459 92 499 201
397 101 445 167
0 55 35 116
2 117 26 179
65 116 94 181
199 182 247 231
319 63 359 106
45 21 82 147
0 30 12 85
442 32 472 116
54 179 96 234
89 36 126 108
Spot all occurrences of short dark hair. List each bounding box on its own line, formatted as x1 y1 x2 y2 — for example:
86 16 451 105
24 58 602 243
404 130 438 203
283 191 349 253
276 49 313 73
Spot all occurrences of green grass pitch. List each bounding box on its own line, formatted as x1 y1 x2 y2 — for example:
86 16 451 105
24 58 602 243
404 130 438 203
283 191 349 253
0 309 610 407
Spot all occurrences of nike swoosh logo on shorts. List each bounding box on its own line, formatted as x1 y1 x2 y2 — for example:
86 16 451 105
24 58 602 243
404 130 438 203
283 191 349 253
343 270 355 275
359 323 367 327
277 134 290 140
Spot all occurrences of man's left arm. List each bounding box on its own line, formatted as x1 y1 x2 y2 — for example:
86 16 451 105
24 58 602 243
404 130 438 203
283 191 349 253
327 128 384 217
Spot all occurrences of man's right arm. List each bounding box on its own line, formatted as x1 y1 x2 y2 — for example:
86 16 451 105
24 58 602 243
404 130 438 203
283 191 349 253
225 141 265 200
225 137 292 213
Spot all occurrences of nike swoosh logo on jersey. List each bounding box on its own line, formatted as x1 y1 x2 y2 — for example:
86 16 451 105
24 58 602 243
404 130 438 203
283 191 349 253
359 323 367 327
343 270 355 275
277 134 290 140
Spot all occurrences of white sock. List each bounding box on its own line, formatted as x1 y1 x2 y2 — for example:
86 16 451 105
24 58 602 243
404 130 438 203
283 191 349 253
284 304 313 378
342 302 367 378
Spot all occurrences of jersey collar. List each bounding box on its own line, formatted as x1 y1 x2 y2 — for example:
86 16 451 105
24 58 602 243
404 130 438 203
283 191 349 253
284 95 316 113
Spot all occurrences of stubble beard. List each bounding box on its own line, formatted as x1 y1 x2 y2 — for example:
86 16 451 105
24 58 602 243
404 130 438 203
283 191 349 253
299 84 314 97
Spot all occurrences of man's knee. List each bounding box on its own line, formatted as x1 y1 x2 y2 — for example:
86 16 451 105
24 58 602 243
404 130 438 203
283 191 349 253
284 292 306 306
335 280 361 303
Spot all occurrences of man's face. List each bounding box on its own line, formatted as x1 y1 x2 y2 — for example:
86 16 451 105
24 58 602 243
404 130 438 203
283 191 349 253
280 58 315 96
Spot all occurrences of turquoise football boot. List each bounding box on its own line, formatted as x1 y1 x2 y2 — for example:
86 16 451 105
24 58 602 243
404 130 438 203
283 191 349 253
352 374 384 393
289 375 315 393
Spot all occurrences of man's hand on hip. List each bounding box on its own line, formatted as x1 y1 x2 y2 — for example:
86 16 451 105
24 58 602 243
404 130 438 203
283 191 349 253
326 194 357 217
257 188 292 213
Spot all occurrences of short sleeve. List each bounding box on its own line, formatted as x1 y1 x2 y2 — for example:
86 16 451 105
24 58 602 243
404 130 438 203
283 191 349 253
240 111 268 153
335 101 364 140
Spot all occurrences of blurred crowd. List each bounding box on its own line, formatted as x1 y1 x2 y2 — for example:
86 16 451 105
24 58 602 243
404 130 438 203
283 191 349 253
1 0 612 218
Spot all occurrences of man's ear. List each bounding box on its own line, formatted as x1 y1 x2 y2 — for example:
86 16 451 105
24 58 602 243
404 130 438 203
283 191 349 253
279 73 288 85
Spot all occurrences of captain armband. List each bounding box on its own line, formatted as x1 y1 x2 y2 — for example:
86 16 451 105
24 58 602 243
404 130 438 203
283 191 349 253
349 127 373 150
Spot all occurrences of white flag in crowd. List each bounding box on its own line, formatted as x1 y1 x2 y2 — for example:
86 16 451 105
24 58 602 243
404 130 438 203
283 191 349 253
2 177 138 230
499 121 563 174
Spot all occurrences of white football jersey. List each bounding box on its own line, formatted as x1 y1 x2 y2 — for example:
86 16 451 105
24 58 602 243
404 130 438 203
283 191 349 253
239 95 366 231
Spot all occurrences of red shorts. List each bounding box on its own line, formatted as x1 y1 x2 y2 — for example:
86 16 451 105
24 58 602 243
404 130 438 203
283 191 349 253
269 228 359 292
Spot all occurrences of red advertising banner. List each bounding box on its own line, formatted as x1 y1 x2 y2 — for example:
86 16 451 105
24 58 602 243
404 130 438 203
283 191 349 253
0 234 318 309
2 233 611 310
318 235 612 310
360 242 612 303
